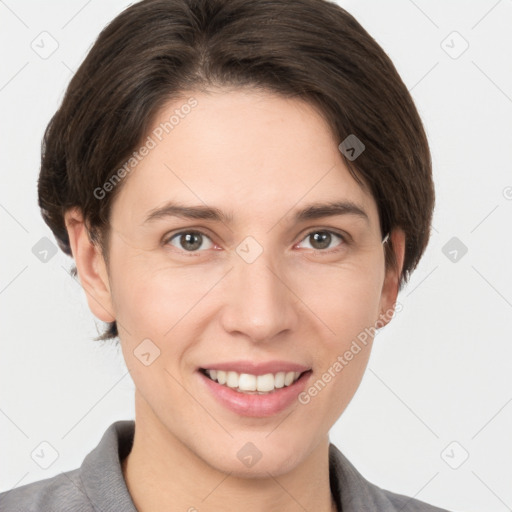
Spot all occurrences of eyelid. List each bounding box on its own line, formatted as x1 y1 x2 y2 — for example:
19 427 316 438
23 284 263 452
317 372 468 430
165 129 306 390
163 226 350 254
296 226 350 244
294 228 348 252
163 228 218 250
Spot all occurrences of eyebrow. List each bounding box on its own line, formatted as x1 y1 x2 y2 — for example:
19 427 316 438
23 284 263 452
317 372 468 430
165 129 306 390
143 200 369 225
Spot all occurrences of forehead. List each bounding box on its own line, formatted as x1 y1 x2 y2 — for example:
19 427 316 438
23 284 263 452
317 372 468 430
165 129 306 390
110 88 378 229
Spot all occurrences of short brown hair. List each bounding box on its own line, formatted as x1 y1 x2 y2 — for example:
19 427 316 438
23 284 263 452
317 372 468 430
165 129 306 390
38 0 435 341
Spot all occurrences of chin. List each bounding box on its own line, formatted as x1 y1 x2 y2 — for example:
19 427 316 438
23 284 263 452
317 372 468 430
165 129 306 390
201 441 306 479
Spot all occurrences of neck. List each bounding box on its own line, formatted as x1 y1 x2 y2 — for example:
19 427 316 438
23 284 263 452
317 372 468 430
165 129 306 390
122 394 338 512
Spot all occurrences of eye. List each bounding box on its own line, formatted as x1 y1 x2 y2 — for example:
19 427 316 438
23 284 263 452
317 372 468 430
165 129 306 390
163 228 347 255
165 230 215 252
296 230 346 252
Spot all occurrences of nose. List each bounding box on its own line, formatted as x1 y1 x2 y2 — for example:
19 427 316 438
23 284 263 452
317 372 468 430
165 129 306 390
219 245 299 343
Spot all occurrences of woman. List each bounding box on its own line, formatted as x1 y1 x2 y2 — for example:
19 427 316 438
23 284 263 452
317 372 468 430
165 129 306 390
0 0 450 510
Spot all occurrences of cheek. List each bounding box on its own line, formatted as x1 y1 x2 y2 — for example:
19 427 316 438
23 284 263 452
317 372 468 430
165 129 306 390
110 254 208 336
110 263 201 398
112 272 169 337
296 258 384 344
297 266 382 424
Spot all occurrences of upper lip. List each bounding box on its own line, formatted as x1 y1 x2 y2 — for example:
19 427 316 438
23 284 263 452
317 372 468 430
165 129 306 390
199 360 311 376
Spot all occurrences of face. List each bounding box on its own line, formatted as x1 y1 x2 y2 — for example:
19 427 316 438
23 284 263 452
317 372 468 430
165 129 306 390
67 87 403 478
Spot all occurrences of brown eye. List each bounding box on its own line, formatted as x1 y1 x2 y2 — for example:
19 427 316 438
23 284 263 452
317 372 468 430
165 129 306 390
298 230 346 251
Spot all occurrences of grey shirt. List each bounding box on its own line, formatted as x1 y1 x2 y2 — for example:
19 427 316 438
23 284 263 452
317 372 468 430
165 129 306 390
0 420 451 511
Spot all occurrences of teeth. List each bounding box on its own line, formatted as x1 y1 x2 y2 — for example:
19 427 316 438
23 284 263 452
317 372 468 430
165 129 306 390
204 369 303 394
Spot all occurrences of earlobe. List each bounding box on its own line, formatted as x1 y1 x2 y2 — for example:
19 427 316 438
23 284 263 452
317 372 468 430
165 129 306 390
64 207 115 323
377 228 406 328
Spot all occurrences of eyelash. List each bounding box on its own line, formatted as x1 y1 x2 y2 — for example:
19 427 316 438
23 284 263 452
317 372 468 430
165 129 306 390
163 228 349 256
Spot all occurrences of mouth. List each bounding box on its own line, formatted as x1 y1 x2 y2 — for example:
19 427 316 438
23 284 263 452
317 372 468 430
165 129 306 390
197 367 313 417
199 368 311 395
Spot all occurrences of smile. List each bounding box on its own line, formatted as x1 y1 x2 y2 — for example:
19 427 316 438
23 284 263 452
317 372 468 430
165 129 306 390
200 368 305 394
197 368 313 417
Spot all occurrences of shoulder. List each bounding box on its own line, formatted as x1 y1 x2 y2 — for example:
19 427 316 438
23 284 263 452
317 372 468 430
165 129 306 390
0 468 93 512
369 480 452 511
0 420 136 512
328 443 453 512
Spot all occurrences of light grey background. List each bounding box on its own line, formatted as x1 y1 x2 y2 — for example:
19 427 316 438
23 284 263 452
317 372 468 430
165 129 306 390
1 1 511 511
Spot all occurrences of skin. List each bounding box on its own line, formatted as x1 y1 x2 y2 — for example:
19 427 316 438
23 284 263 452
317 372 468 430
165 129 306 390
65 87 405 512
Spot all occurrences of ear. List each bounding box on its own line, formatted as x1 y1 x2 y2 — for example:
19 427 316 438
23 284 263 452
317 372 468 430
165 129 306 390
64 207 115 323
376 228 406 328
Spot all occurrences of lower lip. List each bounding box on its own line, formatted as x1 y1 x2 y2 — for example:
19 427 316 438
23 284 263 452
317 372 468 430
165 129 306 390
197 370 312 418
